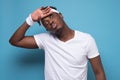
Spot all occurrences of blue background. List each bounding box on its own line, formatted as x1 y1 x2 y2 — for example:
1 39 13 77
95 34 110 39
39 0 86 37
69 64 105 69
1 0 120 80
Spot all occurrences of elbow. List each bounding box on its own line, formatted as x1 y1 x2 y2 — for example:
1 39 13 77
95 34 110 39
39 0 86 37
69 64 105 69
9 38 17 46
9 39 14 45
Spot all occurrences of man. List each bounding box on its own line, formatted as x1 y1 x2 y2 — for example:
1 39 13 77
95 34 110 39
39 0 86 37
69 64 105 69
9 6 106 80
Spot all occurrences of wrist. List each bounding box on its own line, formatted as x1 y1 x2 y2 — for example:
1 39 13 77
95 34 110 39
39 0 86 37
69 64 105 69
26 14 35 26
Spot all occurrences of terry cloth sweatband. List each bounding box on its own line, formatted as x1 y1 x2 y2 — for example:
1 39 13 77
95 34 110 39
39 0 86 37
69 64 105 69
26 14 35 26
40 9 59 26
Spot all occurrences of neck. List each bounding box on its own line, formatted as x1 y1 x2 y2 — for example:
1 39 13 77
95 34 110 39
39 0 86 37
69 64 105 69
55 24 74 42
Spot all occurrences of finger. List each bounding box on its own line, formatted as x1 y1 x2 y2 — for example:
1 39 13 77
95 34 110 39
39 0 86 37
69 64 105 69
42 6 50 12
44 6 50 11
40 6 45 10
42 8 51 14
43 11 53 17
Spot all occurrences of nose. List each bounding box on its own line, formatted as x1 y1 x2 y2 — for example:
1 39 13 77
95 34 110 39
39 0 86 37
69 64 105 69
49 19 53 24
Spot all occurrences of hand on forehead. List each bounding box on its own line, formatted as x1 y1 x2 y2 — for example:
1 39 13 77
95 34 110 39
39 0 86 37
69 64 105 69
40 6 52 18
40 6 59 19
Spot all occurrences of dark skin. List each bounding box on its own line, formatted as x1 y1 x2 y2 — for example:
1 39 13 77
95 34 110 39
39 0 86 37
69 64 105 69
9 6 106 80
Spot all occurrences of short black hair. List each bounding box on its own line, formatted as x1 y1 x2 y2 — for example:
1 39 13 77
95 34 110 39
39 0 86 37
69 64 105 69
45 6 57 10
38 6 57 25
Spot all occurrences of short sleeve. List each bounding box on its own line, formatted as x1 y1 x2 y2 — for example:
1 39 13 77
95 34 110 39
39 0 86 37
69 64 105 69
87 35 99 59
34 34 44 49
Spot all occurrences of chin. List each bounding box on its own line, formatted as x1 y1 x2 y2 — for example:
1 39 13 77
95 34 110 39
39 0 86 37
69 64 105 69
49 26 63 35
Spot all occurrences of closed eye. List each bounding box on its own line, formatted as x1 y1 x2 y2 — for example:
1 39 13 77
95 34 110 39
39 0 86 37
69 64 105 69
43 21 49 26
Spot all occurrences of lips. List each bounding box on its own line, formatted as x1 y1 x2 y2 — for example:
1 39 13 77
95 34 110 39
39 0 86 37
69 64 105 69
51 23 57 29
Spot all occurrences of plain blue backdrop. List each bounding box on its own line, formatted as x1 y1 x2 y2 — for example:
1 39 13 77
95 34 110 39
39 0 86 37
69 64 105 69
1 0 120 80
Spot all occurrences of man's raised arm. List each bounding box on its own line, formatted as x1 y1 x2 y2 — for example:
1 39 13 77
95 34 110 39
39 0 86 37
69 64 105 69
9 7 52 49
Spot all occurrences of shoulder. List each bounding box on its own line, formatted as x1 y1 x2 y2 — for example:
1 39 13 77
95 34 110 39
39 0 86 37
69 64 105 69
75 30 94 40
34 32 51 38
34 32 50 37
33 32 54 42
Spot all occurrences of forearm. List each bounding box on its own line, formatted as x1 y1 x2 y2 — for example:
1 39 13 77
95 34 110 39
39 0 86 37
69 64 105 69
95 71 106 80
9 21 30 45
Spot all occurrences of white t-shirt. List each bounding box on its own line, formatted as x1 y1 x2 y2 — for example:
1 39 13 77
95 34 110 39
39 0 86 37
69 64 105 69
34 30 99 80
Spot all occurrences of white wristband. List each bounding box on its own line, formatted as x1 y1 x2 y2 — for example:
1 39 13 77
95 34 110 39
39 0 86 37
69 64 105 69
26 14 35 26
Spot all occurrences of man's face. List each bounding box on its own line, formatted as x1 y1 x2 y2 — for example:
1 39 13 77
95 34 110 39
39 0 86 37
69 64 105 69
40 12 64 34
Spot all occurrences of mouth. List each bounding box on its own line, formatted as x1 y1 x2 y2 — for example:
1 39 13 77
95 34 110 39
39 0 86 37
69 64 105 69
51 23 57 29
48 23 58 34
